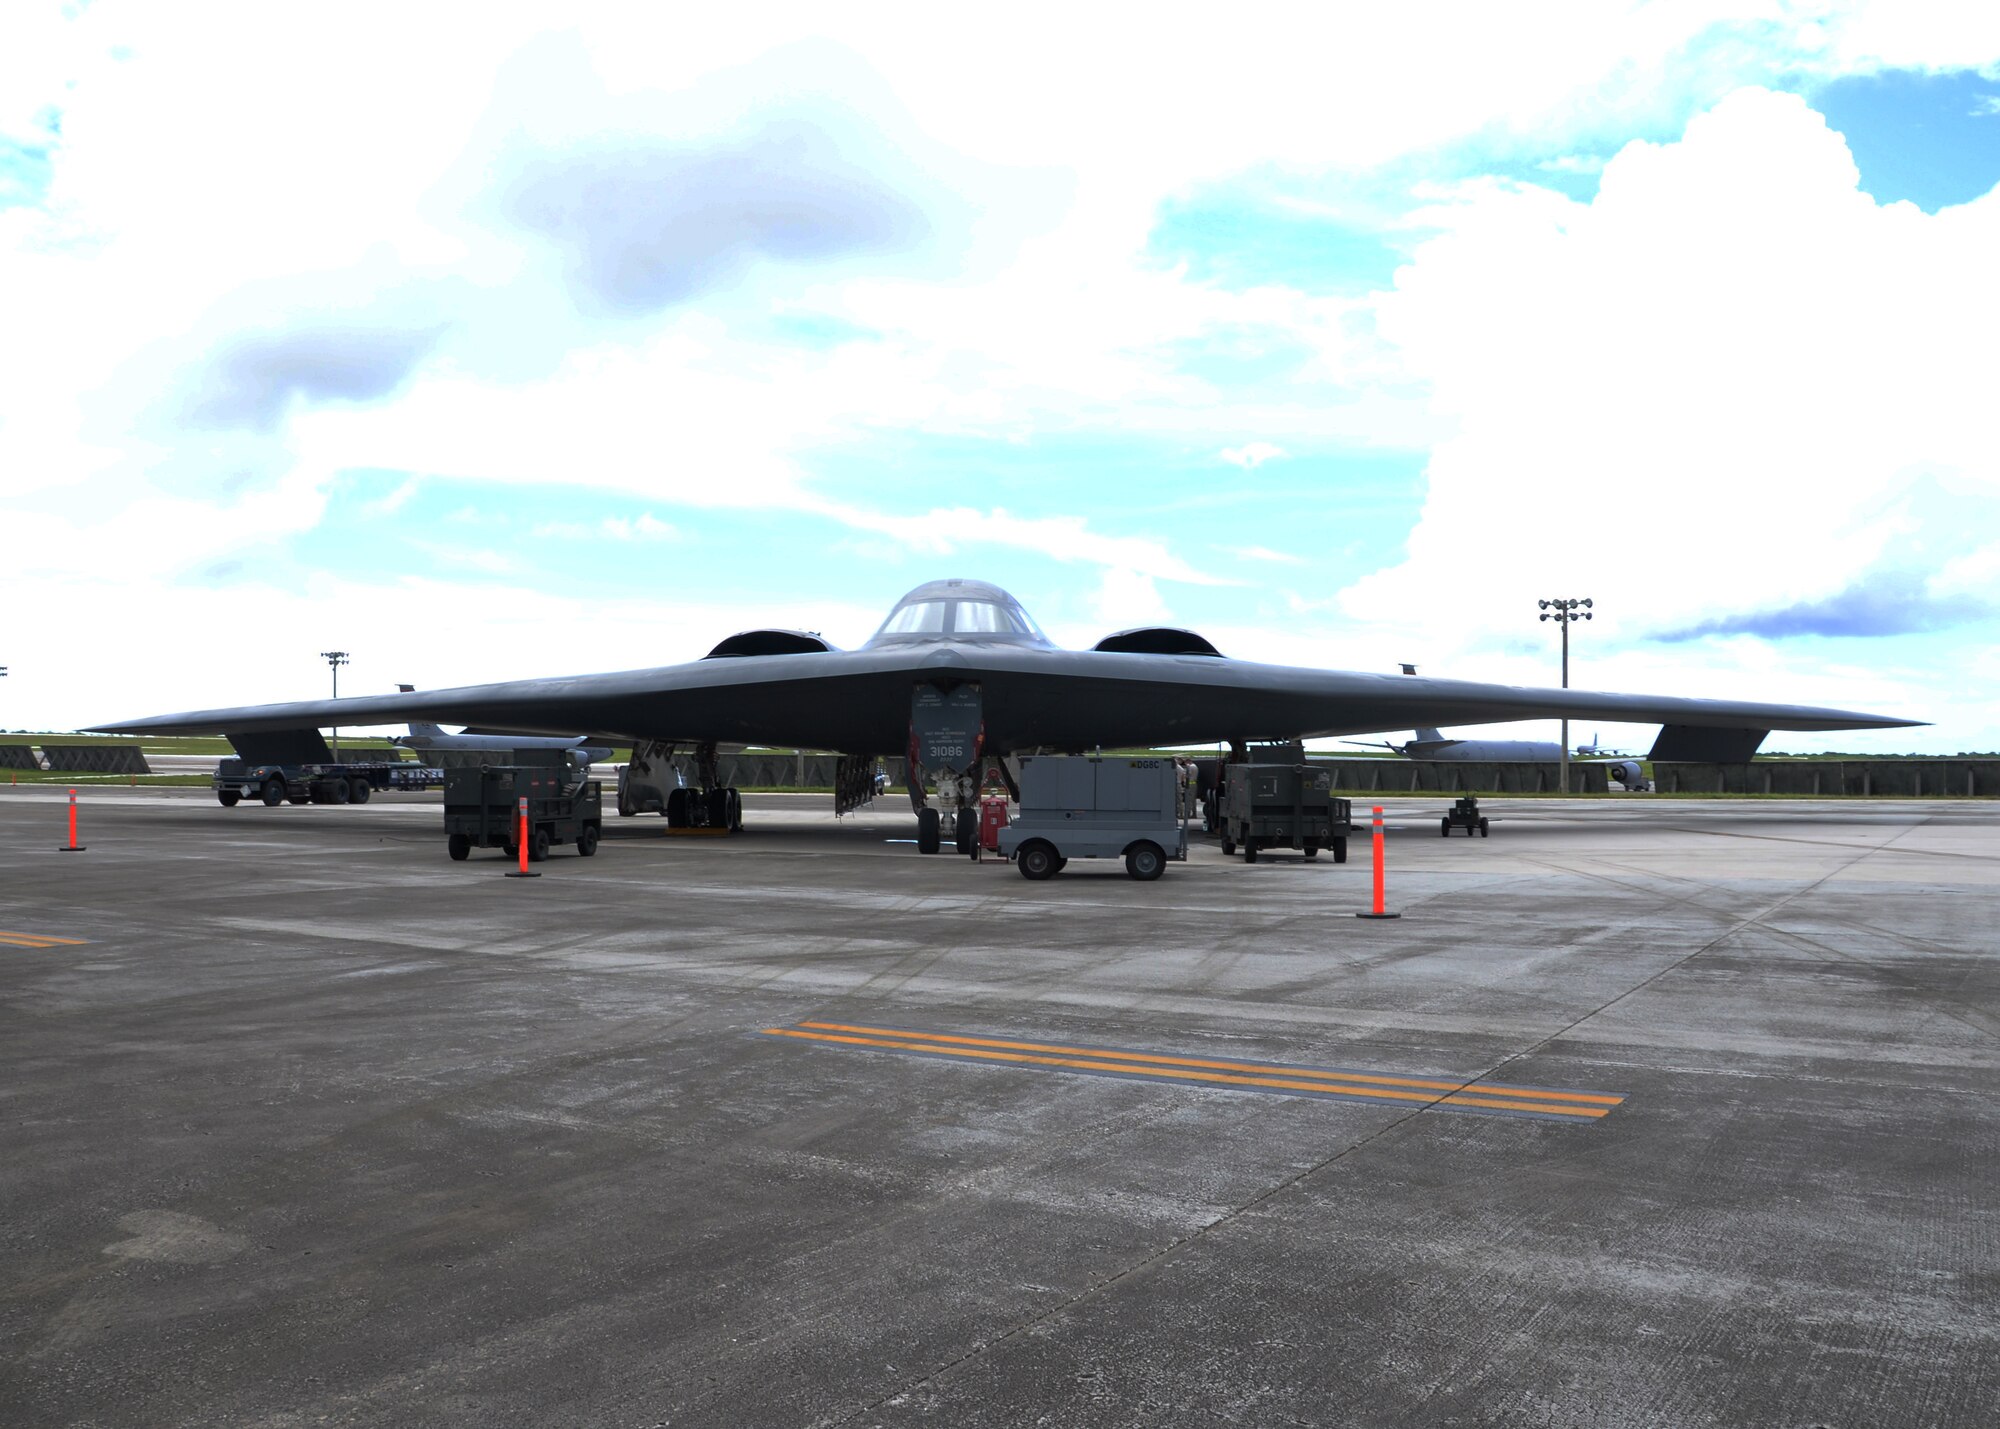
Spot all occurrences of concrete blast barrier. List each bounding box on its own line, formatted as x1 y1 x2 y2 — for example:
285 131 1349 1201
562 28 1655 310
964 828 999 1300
1653 760 2000 796
0 744 43 769
40 743 151 774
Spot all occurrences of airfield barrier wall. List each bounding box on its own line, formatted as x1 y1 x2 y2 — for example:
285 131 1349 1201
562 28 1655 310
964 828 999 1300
40 743 151 774
1313 759 1613 794
0 744 42 769
1652 760 2000 796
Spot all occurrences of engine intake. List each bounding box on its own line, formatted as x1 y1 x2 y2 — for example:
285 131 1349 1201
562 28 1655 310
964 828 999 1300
703 630 835 659
1093 627 1223 657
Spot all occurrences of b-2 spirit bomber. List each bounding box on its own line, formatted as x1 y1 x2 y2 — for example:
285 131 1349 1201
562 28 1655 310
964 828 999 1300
99 578 1919 854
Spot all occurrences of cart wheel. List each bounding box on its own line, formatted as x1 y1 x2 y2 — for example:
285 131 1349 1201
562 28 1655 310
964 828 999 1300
529 828 550 863
1244 842 1258 863
1017 840 1058 881
349 778 371 804
1125 841 1166 881
917 807 942 855
261 780 284 807
577 824 599 857
1304 843 1320 860
1220 835 1236 856
1441 817 1451 837
500 840 516 861
447 833 471 861
217 789 241 807
1332 837 1348 864
1479 818 1489 837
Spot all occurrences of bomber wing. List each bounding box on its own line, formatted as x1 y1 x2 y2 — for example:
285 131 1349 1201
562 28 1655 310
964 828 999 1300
93 642 1921 753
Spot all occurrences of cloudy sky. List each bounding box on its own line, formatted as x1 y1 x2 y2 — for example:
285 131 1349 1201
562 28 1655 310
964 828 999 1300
3 1 1996 753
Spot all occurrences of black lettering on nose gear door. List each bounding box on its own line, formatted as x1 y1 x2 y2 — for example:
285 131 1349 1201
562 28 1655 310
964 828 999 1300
909 682 984 776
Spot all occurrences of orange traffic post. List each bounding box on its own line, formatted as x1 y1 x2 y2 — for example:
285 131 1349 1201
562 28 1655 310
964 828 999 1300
58 788 86 852
504 795 540 879
1355 804 1397 919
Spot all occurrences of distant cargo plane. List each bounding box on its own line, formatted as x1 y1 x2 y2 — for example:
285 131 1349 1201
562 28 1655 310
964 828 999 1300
99 578 1916 853
1347 728 1651 790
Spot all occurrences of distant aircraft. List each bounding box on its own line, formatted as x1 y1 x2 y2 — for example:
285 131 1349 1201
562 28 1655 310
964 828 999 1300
389 686 613 765
1346 728 1651 790
99 578 1915 853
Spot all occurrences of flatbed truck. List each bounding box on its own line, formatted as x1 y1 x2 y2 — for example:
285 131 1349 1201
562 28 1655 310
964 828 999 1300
214 757 442 807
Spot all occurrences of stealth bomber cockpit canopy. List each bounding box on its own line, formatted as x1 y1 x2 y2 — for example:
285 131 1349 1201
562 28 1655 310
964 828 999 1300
865 579 1054 648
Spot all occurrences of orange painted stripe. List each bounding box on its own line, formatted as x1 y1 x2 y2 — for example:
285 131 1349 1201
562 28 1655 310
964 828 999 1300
762 1028 1609 1119
0 931 88 948
796 1020 1623 1108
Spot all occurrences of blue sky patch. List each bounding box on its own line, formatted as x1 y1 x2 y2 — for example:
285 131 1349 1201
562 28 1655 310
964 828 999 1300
1810 68 2000 211
1148 192 1410 294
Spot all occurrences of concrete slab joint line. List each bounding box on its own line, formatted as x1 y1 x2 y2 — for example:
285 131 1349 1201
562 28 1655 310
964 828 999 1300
762 1021 1627 1122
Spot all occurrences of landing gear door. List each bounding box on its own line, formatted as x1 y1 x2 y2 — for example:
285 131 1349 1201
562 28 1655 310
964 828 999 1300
910 683 983 775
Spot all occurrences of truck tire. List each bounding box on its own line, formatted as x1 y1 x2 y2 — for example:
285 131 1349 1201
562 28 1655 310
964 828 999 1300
261 780 284 807
447 833 471 861
1332 837 1348 864
349 778 371 804
326 779 349 805
917 807 942 855
1124 841 1165 881
529 827 550 863
217 789 240 807
1017 840 1058 881
577 824 600 857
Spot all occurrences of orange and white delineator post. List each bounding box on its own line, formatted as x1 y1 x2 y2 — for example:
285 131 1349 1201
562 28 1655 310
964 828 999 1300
58 787 86 853
1355 804 1398 919
504 794 540 878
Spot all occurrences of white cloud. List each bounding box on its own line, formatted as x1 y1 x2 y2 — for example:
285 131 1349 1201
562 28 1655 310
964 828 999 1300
1220 442 1289 470
1346 88 2000 654
2 7 1996 748
1228 545 1308 565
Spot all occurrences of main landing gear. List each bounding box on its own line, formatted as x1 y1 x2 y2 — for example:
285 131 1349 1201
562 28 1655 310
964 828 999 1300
618 739 743 831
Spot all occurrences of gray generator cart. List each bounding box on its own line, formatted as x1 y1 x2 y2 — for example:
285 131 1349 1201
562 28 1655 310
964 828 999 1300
443 750 602 862
996 756 1186 881
1219 763 1352 863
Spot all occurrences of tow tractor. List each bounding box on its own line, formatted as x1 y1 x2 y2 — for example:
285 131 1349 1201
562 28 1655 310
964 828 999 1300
1441 795 1490 837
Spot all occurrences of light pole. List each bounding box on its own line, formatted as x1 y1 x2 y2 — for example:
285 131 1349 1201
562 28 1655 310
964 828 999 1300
1537 598 1592 794
320 652 352 764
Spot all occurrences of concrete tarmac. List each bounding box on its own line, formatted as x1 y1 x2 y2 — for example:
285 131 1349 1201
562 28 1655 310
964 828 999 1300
2 787 1995 1427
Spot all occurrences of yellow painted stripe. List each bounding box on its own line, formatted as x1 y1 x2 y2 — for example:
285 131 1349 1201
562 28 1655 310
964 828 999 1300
0 931 88 948
762 1028 1608 1119
796 1020 1623 1108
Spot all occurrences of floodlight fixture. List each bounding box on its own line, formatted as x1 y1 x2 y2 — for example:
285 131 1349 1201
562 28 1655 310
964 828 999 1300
320 650 350 760
1536 598 1594 794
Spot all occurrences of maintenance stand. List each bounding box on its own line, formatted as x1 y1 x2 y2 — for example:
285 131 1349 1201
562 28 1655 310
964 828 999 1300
1217 762 1352 863
444 750 602 862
